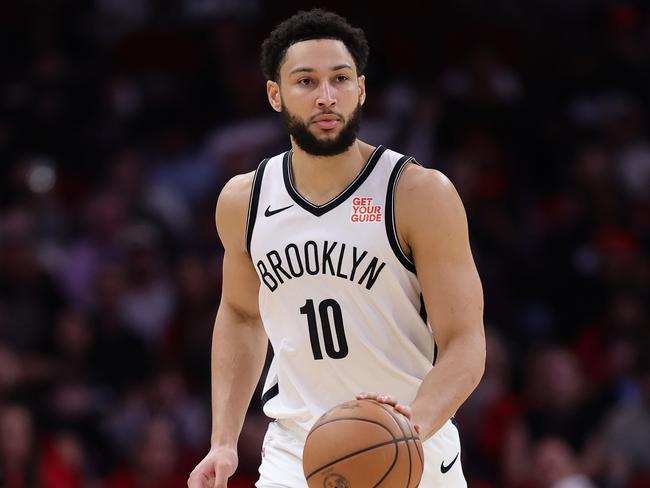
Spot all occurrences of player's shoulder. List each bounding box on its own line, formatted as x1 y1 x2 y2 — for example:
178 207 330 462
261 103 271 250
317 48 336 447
215 171 256 244
394 162 468 246
217 171 256 213
398 163 458 204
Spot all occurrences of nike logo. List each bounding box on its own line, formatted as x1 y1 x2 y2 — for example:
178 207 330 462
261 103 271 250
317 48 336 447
264 204 293 217
440 452 459 473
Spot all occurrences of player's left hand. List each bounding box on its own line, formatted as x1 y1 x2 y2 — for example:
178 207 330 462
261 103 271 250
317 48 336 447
356 392 422 435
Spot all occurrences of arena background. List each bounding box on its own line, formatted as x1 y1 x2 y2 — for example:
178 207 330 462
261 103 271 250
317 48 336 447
1 1 649 487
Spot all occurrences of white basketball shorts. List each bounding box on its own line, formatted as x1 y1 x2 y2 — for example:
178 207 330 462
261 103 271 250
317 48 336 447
256 417 467 488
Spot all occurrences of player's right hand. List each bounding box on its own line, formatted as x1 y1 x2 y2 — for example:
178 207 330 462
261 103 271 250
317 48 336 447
187 446 238 488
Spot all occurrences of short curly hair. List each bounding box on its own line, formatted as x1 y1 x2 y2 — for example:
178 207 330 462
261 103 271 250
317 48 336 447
260 9 369 82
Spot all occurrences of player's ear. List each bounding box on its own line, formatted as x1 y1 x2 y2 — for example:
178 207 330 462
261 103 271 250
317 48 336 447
267 80 282 112
358 75 366 106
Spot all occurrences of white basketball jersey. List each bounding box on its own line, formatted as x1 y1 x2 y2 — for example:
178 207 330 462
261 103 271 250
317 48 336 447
247 145 437 432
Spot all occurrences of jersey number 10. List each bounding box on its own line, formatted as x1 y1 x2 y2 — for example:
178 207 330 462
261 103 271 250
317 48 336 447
300 299 349 360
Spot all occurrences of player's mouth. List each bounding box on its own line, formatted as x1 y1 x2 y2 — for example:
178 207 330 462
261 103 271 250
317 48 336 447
312 114 341 130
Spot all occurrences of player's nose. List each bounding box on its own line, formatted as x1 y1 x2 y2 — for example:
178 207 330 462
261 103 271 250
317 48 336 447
316 81 336 108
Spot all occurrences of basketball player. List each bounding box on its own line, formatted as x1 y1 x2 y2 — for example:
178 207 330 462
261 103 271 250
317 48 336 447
188 9 485 488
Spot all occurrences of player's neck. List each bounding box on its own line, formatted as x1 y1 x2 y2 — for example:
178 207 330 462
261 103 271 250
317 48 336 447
290 139 375 206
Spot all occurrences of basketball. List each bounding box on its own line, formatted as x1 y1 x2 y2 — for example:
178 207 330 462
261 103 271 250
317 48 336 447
302 399 423 488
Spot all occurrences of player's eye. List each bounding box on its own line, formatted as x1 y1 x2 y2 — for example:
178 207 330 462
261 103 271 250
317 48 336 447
298 78 313 86
335 75 349 82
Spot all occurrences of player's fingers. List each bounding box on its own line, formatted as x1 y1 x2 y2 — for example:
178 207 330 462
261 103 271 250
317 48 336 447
393 405 422 437
394 403 412 418
213 460 236 488
187 470 213 488
213 473 228 488
356 391 377 399
358 392 398 406
376 394 397 406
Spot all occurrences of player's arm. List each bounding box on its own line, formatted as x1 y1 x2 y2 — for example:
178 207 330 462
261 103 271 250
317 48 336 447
398 164 485 440
188 172 268 488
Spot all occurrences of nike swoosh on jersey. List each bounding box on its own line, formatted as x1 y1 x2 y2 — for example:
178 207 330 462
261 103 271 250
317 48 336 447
264 204 294 217
440 452 459 473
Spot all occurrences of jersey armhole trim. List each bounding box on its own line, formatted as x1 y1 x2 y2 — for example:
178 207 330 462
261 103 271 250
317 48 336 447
245 158 270 256
261 381 279 406
385 155 417 274
419 293 437 365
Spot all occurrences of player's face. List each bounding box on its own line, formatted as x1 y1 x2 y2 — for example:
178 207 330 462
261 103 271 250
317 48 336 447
267 39 366 156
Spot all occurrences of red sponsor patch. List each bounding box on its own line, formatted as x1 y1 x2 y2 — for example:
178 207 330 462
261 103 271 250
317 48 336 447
350 196 383 223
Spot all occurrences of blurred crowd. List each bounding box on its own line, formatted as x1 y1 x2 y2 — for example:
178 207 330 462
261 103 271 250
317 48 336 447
1 1 649 487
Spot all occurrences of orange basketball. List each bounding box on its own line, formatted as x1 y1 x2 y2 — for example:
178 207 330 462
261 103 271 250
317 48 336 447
302 399 424 488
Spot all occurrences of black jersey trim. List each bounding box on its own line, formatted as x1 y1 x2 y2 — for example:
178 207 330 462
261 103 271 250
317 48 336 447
419 293 437 364
245 158 270 255
385 155 417 273
419 293 428 323
451 416 460 431
261 382 279 406
282 145 386 217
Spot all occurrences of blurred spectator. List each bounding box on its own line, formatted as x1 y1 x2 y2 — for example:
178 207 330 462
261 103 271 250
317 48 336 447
103 416 188 488
118 222 176 347
0 207 63 353
574 292 645 402
521 348 606 451
39 432 86 488
148 368 209 450
89 262 151 392
502 347 610 487
602 353 650 487
167 253 219 381
440 48 522 106
0 403 38 487
0 342 23 393
533 437 597 488
56 189 129 308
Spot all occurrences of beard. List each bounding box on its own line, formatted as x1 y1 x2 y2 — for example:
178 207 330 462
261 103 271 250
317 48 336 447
281 102 362 157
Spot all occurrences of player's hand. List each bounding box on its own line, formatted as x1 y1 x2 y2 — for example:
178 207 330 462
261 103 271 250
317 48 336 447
187 446 238 488
356 392 422 435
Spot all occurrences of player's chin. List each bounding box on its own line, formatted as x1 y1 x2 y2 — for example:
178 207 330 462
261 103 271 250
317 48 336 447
311 127 336 136
315 131 342 143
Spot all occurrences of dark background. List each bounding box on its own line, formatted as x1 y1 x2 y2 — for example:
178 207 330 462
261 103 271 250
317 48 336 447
1 1 649 487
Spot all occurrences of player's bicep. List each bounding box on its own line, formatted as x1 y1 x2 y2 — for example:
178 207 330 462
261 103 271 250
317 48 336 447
400 168 484 347
215 172 261 322
414 239 483 348
220 247 261 321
